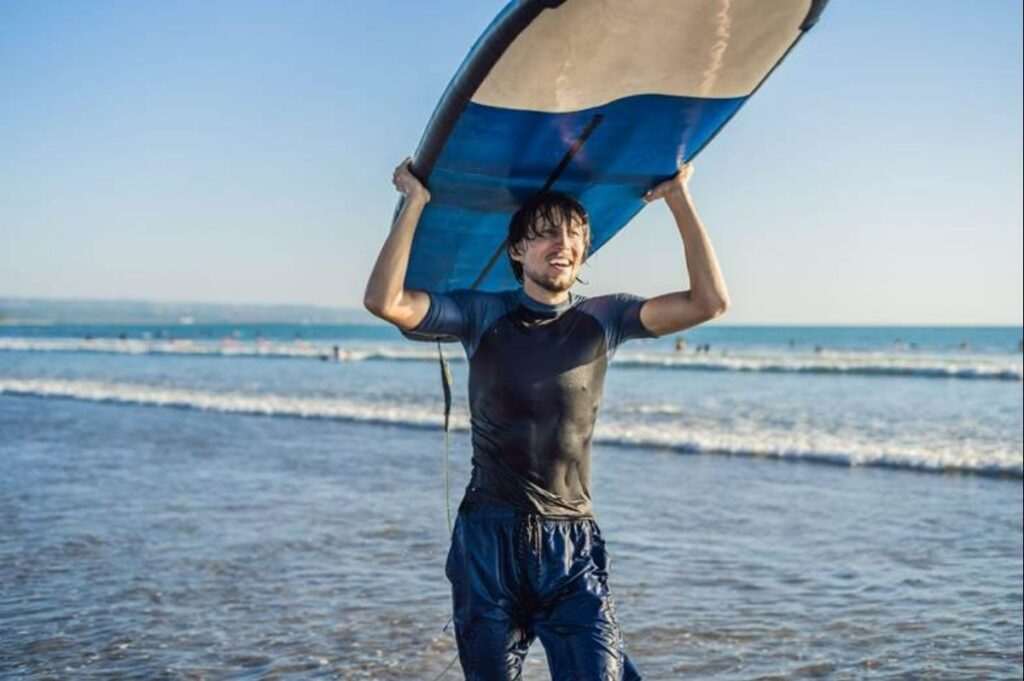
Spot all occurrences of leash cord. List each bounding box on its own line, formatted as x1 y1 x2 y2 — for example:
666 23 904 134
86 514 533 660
428 340 457 680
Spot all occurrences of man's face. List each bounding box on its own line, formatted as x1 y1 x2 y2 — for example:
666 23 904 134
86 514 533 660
511 216 589 294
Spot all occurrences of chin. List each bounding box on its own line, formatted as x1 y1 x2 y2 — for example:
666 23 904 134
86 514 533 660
535 275 573 294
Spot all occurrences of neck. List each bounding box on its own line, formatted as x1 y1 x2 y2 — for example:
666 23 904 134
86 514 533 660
522 278 570 306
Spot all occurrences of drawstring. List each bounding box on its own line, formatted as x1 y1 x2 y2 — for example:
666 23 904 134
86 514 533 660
515 513 544 575
526 514 542 558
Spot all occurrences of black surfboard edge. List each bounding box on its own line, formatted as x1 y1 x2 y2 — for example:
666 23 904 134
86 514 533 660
410 0 567 183
410 0 829 185
802 0 830 30
399 0 829 341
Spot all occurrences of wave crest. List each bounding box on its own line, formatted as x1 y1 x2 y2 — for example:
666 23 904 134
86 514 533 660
1 338 1019 381
3 378 1019 479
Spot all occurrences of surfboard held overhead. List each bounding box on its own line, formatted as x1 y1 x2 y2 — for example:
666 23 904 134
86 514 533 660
405 0 829 294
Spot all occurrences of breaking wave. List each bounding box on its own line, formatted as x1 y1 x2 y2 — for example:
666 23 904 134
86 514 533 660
3 378 1019 479
1 338 1019 381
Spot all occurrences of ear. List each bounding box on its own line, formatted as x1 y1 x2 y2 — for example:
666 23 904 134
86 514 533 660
508 240 525 264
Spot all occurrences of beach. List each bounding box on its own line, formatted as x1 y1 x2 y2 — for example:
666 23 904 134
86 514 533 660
1 323 1021 679
3 0 1021 676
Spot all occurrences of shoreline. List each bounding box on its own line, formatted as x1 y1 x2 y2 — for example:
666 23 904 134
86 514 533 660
2 395 1020 679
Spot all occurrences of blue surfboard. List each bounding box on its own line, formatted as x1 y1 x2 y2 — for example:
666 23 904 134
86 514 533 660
403 0 828 295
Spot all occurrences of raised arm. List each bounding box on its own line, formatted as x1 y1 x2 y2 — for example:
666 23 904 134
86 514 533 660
363 159 432 331
638 164 730 336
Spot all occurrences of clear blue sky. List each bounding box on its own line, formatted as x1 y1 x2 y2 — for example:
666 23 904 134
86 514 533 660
1 0 1021 324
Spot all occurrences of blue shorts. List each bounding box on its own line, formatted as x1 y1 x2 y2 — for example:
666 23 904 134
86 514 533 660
445 499 642 680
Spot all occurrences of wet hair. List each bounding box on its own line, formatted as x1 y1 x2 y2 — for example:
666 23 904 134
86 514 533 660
506 192 591 284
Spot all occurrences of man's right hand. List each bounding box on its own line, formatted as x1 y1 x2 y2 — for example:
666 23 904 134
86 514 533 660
392 158 431 204
364 157 432 331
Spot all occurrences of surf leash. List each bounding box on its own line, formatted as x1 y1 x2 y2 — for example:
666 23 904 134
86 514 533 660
428 341 458 680
438 341 454 536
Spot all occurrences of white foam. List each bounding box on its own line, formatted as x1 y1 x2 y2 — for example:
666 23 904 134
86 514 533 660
594 421 1023 478
3 378 1019 478
613 350 1023 381
0 377 466 430
1 338 1019 381
0 337 443 362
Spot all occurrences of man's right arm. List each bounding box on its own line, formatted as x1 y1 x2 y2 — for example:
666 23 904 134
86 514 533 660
363 158 431 331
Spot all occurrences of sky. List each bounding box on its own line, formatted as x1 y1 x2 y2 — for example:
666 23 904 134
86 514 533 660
1 0 1021 325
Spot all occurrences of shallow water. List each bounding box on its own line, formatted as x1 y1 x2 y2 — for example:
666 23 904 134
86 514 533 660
2 334 1021 476
1 395 1020 679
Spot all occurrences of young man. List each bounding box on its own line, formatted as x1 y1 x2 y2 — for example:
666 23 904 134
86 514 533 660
364 158 729 680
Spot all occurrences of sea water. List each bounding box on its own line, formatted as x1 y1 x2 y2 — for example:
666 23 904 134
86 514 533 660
1 323 1021 678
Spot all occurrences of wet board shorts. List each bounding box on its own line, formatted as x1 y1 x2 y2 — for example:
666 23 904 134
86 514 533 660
446 499 642 680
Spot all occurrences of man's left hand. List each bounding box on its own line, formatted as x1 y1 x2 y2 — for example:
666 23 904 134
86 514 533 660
644 163 694 204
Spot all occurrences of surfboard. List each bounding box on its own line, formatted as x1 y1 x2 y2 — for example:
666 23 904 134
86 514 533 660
403 0 828 295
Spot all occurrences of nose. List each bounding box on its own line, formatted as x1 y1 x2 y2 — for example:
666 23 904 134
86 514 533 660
555 228 573 248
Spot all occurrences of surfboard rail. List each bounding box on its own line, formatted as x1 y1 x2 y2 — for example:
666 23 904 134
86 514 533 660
402 0 830 298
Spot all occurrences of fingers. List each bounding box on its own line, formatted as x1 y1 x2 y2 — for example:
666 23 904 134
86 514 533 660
644 162 696 202
643 181 671 203
391 156 431 203
392 156 412 189
677 162 694 183
393 156 412 178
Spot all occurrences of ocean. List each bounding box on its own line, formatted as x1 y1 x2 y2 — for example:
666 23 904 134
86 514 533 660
1 322 1021 678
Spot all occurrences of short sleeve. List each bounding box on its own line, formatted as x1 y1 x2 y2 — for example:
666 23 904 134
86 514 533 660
403 289 510 357
579 293 658 352
407 291 469 340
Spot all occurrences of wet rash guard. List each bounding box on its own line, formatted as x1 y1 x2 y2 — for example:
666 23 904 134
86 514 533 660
410 289 656 518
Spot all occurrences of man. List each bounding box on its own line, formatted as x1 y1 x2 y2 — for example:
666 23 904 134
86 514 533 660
364 158 729 680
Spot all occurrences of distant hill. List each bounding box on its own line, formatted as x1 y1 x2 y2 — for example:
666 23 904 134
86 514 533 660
0 297 380 325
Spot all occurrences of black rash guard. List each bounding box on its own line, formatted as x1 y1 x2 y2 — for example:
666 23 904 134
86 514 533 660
411 288 656 518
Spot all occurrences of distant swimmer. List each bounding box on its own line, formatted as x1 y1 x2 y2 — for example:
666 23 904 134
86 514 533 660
321 345 349 362
674 337 686 352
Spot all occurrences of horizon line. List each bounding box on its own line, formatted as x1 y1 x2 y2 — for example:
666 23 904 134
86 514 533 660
1 295 1021 328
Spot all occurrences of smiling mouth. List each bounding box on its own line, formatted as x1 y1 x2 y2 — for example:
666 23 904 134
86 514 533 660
547 257 572 272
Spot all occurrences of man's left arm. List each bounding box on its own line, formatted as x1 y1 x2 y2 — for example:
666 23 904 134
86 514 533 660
639 164 730 336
